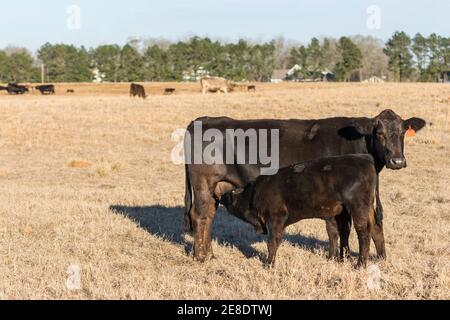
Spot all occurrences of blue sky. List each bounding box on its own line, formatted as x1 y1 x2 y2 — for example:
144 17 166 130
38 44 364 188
0 0 448 51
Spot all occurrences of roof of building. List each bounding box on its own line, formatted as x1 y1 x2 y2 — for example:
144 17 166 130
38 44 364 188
272 69 289 80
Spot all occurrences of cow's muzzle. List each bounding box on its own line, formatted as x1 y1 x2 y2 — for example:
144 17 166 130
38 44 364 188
386 157 407 170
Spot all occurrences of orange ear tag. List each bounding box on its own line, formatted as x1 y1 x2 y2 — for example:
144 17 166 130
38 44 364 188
406 126 416 138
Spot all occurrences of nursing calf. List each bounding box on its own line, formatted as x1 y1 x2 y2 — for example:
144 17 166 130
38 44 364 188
220 154 384 268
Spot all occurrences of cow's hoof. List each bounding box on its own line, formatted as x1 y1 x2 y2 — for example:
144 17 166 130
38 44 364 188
194 255 207 263
354 260 367 270
327 255 339 262
376 253 387 261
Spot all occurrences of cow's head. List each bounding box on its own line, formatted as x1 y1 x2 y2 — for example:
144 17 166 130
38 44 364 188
354 109 426 170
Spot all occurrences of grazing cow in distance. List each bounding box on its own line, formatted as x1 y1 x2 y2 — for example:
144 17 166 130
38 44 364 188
220 154 382 268
184 110 426 262
6 83 29 95
248 85 256 92
130 83 147 99
200 77 235 94
0 86 7 92
164 88 176 95
67 89 75 93
35 84 55 95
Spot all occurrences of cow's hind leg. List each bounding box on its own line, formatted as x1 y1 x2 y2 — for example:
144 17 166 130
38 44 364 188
326 218 339 260
203 199 219 260
190 180 218 262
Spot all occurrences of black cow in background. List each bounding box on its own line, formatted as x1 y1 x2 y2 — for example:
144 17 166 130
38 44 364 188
184 110 427 262
35 84 55 95
130 83 147 99
6 83 29 95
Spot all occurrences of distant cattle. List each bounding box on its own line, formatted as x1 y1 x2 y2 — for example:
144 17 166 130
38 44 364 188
6 83 29 95
164 88 176 95
0 86 7 92
130 83 147 99
220 154 382 268
35 84 55 95
67 89 75 93
248 85 256 92
200 77 235 94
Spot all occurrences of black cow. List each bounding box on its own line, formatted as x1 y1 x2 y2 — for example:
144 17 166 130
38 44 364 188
130 83 147 99
0 86 7 92
6 83 29 95
164 88 176 95
220 154 382 268
248 85 256 92
184 110 426 262
35 84 55 95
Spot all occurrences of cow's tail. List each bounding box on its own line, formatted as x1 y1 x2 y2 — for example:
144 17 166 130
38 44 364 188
183 164 194 234
375 176 384 227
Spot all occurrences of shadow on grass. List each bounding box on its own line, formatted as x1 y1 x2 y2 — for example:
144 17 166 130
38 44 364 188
110 205 335 261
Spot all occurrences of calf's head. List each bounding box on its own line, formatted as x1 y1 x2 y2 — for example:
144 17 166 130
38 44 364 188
355 109 426 170
220 188 246 216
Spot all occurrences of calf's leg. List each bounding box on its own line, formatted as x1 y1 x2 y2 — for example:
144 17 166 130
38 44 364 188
336 210 352 260
266 214 287 267
325 218 339 260
352 207 371 269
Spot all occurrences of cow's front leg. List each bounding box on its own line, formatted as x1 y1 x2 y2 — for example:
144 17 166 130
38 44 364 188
369 207 386 260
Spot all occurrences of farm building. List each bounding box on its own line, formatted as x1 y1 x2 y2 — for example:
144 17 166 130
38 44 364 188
271 69 289 83
272 65 334 82
182 67 210 82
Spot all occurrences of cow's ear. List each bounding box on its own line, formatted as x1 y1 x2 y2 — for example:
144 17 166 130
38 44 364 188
232 188 244 195
353 118 375 136
404 117 426 132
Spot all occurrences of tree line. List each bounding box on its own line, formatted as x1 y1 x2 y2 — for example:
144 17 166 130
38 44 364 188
0 32 448 83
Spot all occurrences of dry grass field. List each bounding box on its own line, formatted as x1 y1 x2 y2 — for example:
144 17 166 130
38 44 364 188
0 82 449 300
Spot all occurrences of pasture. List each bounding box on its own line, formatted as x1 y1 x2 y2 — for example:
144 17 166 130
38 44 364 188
0 82 448 299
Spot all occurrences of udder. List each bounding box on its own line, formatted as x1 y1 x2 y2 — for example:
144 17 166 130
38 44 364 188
214 182 236 200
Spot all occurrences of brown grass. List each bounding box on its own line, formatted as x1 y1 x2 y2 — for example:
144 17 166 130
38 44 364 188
0 82 449 300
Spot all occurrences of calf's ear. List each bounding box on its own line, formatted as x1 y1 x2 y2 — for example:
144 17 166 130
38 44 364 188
404 117 426 132
353 118 375 135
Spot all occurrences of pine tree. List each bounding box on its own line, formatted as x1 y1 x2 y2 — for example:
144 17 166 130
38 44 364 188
412 33 429 81
384 31 413 82
93 45 121 82
334 37 363 82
